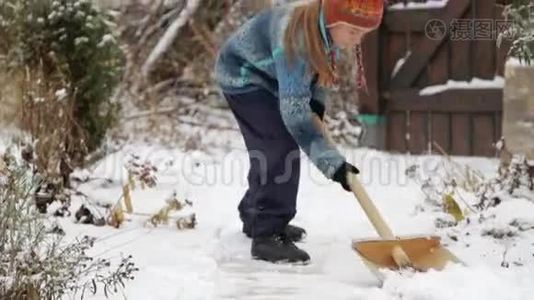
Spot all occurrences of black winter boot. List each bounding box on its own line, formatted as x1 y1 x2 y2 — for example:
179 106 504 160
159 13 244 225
251 234 310 264
243 224 307 242
281 224 307 242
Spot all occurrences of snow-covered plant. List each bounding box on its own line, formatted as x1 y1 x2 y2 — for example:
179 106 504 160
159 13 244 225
501 0 534 64
0 0 123 184
470 155 533 212
0 150 138 299
408 143 533 232
125 154 158 189
325 109 363 147
147 191 196 229
498 155 534 194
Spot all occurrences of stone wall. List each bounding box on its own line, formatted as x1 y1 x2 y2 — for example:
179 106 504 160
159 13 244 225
503 63 534 159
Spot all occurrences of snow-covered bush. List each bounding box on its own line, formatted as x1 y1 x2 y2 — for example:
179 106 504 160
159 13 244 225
411 152 533 223
406 143 534 268
501 0 534 64
0 149 137 299
0 0 123 183
408 140 534 246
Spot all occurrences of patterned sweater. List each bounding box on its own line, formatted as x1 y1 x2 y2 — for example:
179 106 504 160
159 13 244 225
214 4 345 179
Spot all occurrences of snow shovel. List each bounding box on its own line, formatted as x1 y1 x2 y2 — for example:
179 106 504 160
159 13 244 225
310 114 461 274
347 172 462 274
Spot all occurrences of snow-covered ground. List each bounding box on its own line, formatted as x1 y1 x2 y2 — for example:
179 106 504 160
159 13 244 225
35 139 531 300
2 125 533 299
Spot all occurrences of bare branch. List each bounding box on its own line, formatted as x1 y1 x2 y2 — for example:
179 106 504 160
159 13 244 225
141 0 202 77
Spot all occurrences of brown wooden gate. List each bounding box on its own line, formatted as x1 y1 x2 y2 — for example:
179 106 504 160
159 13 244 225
358 0 510 157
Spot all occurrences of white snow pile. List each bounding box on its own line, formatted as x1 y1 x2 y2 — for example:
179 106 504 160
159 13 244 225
2 134 534 299
41 143 533 299
0 127 22 153
388 0 448 11
506 57 534 68
419 76 505 96
392 51 411 77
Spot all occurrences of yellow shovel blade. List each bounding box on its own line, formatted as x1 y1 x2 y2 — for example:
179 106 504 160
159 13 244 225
352 236 461 272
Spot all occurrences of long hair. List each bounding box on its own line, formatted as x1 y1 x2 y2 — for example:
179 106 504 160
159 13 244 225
284 1 335 87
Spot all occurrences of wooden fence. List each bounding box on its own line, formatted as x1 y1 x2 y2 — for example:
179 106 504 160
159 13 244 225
359 0 511 156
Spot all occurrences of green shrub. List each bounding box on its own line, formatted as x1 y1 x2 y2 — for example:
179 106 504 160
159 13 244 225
0 0 123 174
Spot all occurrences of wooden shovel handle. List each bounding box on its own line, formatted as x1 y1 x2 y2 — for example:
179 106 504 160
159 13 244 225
312 114 414 267
347 173 396 240
311 114 396 240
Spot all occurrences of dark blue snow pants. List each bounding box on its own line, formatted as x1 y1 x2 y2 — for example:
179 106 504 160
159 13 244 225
223 89 302 238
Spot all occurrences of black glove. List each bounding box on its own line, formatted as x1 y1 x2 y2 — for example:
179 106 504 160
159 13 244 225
310 98 325 120
333 162 360 192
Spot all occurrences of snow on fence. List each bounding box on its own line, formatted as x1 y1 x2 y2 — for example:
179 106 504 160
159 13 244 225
358 0 510 157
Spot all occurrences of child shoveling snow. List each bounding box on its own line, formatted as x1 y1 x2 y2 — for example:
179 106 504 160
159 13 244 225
214 0 383 264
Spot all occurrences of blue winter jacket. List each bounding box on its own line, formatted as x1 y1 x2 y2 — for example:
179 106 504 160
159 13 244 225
214 4 345 179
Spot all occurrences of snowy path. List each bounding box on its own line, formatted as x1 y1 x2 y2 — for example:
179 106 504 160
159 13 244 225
55 145 534 300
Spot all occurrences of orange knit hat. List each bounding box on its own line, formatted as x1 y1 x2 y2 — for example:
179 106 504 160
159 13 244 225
322 0 384 92
323 0 384 29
